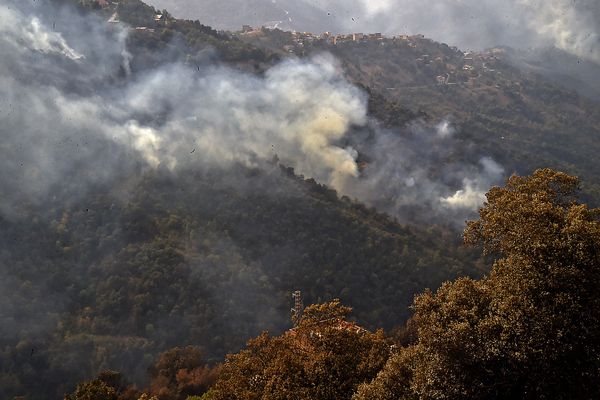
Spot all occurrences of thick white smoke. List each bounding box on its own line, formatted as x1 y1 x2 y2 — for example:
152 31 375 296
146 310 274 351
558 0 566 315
441 158 504 210
340 121 504 223
116 55 366 187
0 9 83 60
0 0 503 225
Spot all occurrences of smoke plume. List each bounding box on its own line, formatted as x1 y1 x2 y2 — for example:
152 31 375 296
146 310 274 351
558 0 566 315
0 0 502 226
341 121 504 224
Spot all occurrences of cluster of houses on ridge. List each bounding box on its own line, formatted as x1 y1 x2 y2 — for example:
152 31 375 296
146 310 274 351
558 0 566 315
240 25 427 48
239 25 508 88
97 0 509 90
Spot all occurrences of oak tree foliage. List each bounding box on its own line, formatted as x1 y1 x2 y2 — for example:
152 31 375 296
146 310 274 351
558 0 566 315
355 169 600 400
207 300 390 400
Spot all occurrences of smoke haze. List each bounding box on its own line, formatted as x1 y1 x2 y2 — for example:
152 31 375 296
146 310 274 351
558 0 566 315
145 0 600 66
0 0 503 227
343 121 504 224
0 1 507 395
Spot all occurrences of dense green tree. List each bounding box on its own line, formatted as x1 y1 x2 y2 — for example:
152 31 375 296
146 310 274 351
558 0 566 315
355 169 600 400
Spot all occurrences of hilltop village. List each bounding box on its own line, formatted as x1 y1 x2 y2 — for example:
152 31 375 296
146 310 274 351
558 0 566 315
84 0 515 91
237 25 512 89
77 0 570 146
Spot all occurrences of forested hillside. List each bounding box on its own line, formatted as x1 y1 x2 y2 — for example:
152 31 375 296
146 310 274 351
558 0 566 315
0 164 482 399
2 1 600 399
61 169 600 400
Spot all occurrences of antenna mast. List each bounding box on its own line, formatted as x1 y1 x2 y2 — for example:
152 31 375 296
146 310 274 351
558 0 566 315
291 290 303 327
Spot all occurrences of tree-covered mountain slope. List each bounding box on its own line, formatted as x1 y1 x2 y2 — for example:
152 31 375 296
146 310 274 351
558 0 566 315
239 29 600 201
0 164 482 399
3 1 599 399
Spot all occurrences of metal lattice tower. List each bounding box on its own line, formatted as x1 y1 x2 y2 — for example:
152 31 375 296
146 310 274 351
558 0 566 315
291 290 303 327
